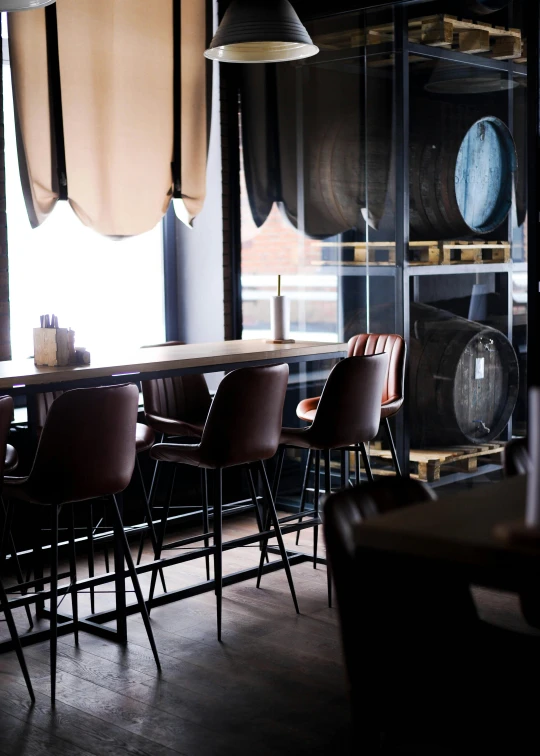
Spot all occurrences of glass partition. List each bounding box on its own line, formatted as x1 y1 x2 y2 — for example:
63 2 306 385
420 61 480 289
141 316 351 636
238 0 528 493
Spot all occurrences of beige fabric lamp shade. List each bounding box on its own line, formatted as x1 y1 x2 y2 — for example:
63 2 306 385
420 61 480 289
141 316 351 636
8 0 210 236
205 0 318 63
0 1 55 9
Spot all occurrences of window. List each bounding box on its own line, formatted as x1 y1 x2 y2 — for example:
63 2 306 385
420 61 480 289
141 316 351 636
2 13 165 361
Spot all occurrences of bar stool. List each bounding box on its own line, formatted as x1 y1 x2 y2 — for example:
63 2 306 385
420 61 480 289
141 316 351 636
0 395 35 702
149 364 299 640
31 389 165 608
274 354 389 604
4 384 161 704
296 334 406 477
138 342 212 572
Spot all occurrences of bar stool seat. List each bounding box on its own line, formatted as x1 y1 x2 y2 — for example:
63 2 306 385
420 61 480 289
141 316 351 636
136 422 156 453
5 445 18 473
143 414 206 439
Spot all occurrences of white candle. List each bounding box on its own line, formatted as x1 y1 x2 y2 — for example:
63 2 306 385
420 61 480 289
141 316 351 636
270 296 290 341
526 387 540 527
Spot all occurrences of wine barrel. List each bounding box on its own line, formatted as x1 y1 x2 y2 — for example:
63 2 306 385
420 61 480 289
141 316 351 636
409 303 519 446
410 110 517 240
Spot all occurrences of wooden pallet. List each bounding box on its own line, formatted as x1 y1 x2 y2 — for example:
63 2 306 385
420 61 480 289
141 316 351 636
314 14 522 61
369 443 504 483
314 240 510 267
409 241 511 265
315 241 396 265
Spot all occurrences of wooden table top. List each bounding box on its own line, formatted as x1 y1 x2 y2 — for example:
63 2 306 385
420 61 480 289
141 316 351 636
0 339 347 391
354 477 540 586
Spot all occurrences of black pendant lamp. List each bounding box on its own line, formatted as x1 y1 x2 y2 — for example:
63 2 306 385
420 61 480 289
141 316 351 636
0 0 55 8
205 0 318 64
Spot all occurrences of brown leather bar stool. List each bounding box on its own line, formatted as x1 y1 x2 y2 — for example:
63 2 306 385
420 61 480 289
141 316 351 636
150 364 299 640
138 342 212 573
275 353 389 605
4 384 161 704
296 334 406 477
0 395 35 702
31 389 166 609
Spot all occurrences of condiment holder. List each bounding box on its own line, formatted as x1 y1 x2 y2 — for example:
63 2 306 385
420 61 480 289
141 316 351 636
33 314 90 367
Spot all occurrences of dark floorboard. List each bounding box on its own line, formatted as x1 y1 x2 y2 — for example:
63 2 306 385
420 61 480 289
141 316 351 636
1 510 538 755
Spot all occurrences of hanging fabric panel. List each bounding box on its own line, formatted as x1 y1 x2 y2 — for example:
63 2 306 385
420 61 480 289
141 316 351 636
9 0 210 237
9 9 58 227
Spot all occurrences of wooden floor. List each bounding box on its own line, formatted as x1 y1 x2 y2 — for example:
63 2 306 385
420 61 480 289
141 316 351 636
1 507 538 756
0 512 352 756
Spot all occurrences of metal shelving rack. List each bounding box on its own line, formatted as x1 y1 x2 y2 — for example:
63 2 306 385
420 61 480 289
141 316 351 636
225 0 538 486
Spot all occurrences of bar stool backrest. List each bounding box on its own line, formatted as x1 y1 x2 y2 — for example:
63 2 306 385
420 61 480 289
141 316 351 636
24 384 139 505
34 391 64 436
308 354 389 449
140 341 212 425
0 395 14 481
348 334 405 409
199 364 289 469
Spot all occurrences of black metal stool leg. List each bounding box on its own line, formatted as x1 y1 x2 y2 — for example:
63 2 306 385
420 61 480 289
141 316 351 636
271 446 286 503
50 505 59 705
137 442 163 565
136 456 167 593
256 475 272 588
201 469 211 581
32 511 45 619
213 469 223 641
359 443 374 483
86 504 95 615
384 417 402 477
1 499 33 629
355 445 361 485
102 502 110 573
67 508 79 646
148 466 177 610
340 449 347 489
296 449 313 546
247 465 269 564
0 578 34 702
313 451 321 568
258 461 299 614
324 450 332 608
110 496 161 670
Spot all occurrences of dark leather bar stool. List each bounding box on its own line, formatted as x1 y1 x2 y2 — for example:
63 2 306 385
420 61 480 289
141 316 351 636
0 395 35 702
138 342 212 573
323 478 436 744
275 354 389 604
150 364 299 640
296 334 406 477
4 384 161 704
31 389 165 609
